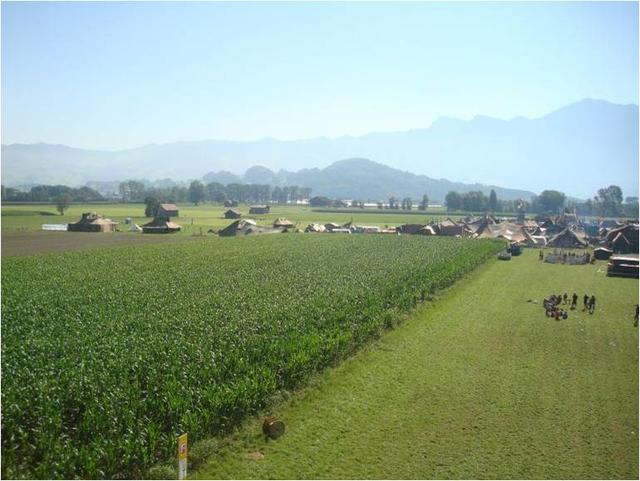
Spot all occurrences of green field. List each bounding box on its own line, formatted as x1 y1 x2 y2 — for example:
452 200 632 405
1 202 470 235
1 235 502 479
194 249 638 479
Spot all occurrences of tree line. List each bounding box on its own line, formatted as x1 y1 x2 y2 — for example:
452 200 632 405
444 186 639 218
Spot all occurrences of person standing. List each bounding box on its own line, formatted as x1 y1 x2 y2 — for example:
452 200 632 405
571 293 578 309
634 304 638 327
589 295 596 314
583 294 589 311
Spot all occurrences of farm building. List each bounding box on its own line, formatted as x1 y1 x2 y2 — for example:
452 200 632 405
273 218 295 228
157 203 179 218
547 228 588 248
224 199 239 208
249 205 270 215
142 217 182 234
67 213 118 232
224 209 242 219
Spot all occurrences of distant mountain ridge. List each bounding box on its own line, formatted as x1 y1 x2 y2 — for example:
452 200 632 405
203 158 536 202
2 99 638 198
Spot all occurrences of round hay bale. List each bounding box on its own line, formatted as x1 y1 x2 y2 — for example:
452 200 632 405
262 416 285 439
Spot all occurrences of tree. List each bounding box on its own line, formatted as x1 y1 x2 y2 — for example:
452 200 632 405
388 196 397 210
418 194 429 211
188 180 206 205
54 194 71 215
537 190 566 214
445 191 463 211
461 191 487 212
489 189 498 212
309 196 333 207
594 185 623 217
144 196 161 217
401 197 413 211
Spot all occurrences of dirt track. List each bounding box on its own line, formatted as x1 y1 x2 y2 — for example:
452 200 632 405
1 231 198 257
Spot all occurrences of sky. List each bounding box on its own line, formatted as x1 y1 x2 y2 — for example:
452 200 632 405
1 1 638 150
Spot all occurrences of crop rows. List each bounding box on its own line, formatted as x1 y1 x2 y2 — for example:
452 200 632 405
1 235 502 478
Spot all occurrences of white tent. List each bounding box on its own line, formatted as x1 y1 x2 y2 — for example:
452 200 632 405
129 223 143 233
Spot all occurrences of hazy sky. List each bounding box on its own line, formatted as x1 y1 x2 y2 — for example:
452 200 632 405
2 1 638 150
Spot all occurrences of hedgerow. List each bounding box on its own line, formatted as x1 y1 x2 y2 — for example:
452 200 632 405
1 235 502 478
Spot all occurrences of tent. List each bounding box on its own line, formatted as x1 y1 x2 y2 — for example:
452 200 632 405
129 223 143 233
547 228 588 248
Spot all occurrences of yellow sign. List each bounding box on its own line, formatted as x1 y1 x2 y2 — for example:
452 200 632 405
178 433 188 480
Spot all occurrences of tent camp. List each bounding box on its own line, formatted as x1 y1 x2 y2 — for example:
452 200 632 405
219 219 283 237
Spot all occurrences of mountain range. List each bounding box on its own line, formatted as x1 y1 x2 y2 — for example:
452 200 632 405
2 98 638 199
203 159 536 202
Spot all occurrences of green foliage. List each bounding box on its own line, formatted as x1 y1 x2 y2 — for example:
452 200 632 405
536 190 566 214
1 235 502 478
54 194 71 215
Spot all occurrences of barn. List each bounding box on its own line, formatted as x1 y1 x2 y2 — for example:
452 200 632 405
67 213 118 232
249 205 270 215
157 203 179 218
224 209 242 219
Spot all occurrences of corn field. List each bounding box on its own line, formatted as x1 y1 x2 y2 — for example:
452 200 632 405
1 235 502 478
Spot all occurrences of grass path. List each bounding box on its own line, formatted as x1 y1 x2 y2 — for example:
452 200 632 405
194 251 638 479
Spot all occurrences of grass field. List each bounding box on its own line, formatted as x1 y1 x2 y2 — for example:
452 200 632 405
1 235 502 478
1 202 473 236
193 249 638 480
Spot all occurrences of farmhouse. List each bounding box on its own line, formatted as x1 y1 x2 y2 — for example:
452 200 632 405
67 212 118 232
157 203 179 218
249 205 270 215
142 217 182 234
224 209 242 219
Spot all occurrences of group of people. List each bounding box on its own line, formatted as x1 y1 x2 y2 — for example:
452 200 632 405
542 292 597 319
538 250 592 264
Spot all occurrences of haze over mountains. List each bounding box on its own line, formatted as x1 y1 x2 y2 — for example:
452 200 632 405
2 99 638 200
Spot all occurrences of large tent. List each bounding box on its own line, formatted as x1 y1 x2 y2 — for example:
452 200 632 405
547 228 588 248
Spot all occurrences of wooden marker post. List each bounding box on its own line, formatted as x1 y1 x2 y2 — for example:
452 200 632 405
178 433 188 480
